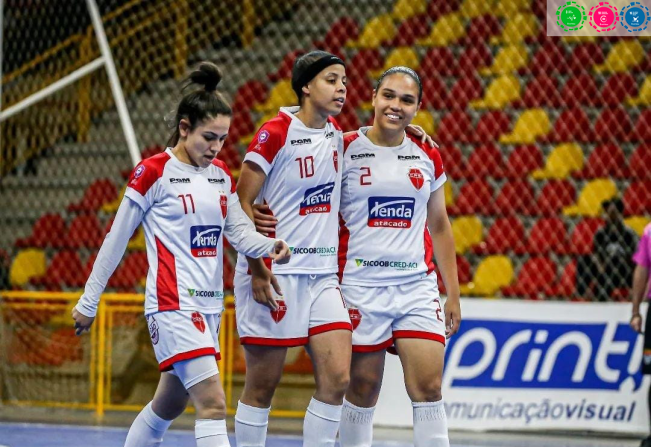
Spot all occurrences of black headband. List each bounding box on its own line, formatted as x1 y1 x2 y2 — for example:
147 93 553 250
292 55 346 98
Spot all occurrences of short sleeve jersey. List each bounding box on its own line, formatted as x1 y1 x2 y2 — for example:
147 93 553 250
633 223 651 299
236 107 343 275
125 148 236 315
338 128 447 286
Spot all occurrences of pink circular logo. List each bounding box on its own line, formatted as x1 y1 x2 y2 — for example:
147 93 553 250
594 6 615 27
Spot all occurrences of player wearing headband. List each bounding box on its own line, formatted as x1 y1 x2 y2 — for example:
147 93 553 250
233 51 352 447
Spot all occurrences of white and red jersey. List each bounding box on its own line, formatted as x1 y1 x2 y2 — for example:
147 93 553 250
338 128 447 286
236 106 343 275
124 148 253 315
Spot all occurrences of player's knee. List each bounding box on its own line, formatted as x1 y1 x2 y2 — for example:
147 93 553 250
152 395 189 420
243 376 280 407
318 366 350 399
409 377 442 402
348 370 382 403
194 394 227 420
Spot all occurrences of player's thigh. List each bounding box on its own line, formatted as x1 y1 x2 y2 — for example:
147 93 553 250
151 372 189 420
243 344 288 391
347 350 387 407
186 371 227 419
308 328 352 390
395 337 445 402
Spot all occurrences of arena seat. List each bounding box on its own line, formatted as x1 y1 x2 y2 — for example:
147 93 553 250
268 50 305 82
503 145 544 178
444 181 454 207
568 42 605 73
545 259 578 298
630 111 651 143
495 0 532 17
458 44 493 76
525 217 568 254
428 0 461 19
233 80 269 112
494 179 536 215
627 75 651 107
9 249 47 287
344 77 373 109
491 12 538 44
127 226 146 251
459 0 495 18
315 17 359 53
417 12 466 47
536 179 576 216
527 42 569 75
420 77 448 110
469 74 521 109
624 181 651 216
108 252 149 290
436 110 473 144
631 145 651 179
436 253 471 294
227 110 255 144
543 108 594 143
346 14 396 49
465 144 504 178
462 14 501 45
67 179 118 213
15 213 67 248
472 216 525 255
420 48 457 77
479 44 529 75
451 216 484 254
499 108 550 144
502 257 557 299
410 110 436 137
335 108 362 132
438 145 466 179
348 49 384 79
600 73 638 107
447 179 494 215
563 179 618 217
460 255 514 296
370 47 420 78
392 0 428 20
472 111 512 145
594 40 645 73
445 76 483 109
514 74 562 108
560 74 600 107
574 144 628 179
30 250 85 289
569 218 605 255
594 107 633 142
625 216 651 237
389 14 431 46
254 79 296 113
64 215 104 249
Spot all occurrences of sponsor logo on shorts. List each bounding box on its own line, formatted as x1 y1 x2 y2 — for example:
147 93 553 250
408 168 425 190
299 182 335 215
348 307 362 331
188 288 224 299
271 299 287 323
290 246 336 256
367 196 415 228
148 315 159 345
354 258 418 271
190 225 222 257
351 153 375 160
192 311 206 333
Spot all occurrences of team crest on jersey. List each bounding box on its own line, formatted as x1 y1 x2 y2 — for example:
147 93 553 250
134 165 145 179
270 300 287 323
367 197 415 229
258 130 270 143
190 225 222 257
147 315 159 345
348 307 362 331
333 151 339 173
299 182 335 215
408 168 425 191
220 195 228 218
191 312 206 333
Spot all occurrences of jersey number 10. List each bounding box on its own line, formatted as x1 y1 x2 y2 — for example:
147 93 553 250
295 156 315 178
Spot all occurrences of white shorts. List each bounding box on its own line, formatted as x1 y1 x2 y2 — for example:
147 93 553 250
146 310 221 372
234 272 352 346
340 273 446 353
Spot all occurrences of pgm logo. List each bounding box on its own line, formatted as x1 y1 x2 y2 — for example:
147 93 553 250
299 182 335 215
367 197 415 228
291 138 312 145
443 319 642 391
351 153 375 160
398 155 420 160
208 178 226 184
354 258 418 270
190 225 222 257
188 289 224 298
170 178 191 184
325 131 334 138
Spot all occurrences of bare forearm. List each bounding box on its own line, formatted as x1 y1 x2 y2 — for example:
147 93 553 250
632 265 649 314
430 221 460 298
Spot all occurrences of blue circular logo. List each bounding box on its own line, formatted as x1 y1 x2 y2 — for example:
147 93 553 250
621 2 650 32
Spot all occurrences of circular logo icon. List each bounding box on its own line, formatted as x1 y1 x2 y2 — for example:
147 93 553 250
589 2 619 32
258 129 270 143
621 2 650 32
134 164 145 179
557 2 587 30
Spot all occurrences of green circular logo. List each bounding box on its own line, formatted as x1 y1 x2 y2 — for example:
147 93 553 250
557 2 587 31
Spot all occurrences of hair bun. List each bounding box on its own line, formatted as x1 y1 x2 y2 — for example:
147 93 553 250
189 62 222 92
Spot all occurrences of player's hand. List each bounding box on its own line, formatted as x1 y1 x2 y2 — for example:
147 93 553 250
72 307 95 336
631 313 643 333
405 124 439 148
444 295 461 338
252 203 277 236
269 240 291 265
251 267 282 311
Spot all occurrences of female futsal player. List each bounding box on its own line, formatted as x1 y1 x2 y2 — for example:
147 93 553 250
71 62 290 447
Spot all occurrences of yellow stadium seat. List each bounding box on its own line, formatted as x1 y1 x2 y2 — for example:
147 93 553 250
627 76 651 107
460 255 514 296
499 108 550 144
495 0 532 17
10 249 46 287
479 45 529 75
101 185 126 214
417 13 466 47
370 47 420 78
392 0 427 20
460 0 497 18
254 79 296 113
561 35 596 43
410 110 437 137
490 13 538 45
470 75 521 109
624 216 651 237
594 40 645 74
444 181 454 207
532 143 583 179
451 216 483 254
347 14 396 49
127 226 146 251
563 179 618 217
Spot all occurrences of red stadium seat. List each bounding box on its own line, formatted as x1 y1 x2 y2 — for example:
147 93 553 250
544 107 595 143
420 48 457 77
525 217 568 255
438 145 466 180
232 80 269 113
465 144 504 178
561 74 600 107
83 253 98 279
574 144 629 179
344 77 373 109
457 44 492 77
515 75 562 108
228 110 255 142
65 215 103 249
600 73 638 107
390 14 431 46
504 145 544 178
420 77 448 110
569 43 605 74
472 111 511 144
31 251 85 290
445 76 483 109
630 111 651 143
427 0 460 20
269 50 305 82
631 145 651 179
140 145 164 160
108 252 149 290
502 257 557 299
536 179 576 216
494 179 536 215
315 17 359 53
335 108 362 132
569 218 604 255
67 179 118 213
462 15 501 45
545 259 577 298
15 213 67 249
348 49 383 80
437 253 471 294
624 181 651 216
436 110 473 144
472 216 525 255
594 107 633 143
448 179 494 215
216 140 242 171
527 42 569 75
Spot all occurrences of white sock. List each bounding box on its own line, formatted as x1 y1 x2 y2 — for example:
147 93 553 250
412 400 449 447
302 397 343 447
234 400 270 447
124 401 173 447
195 419 230 447
339 399 375 447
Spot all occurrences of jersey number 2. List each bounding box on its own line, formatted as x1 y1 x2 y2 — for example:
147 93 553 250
178 194 196 214
360 167 372 185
